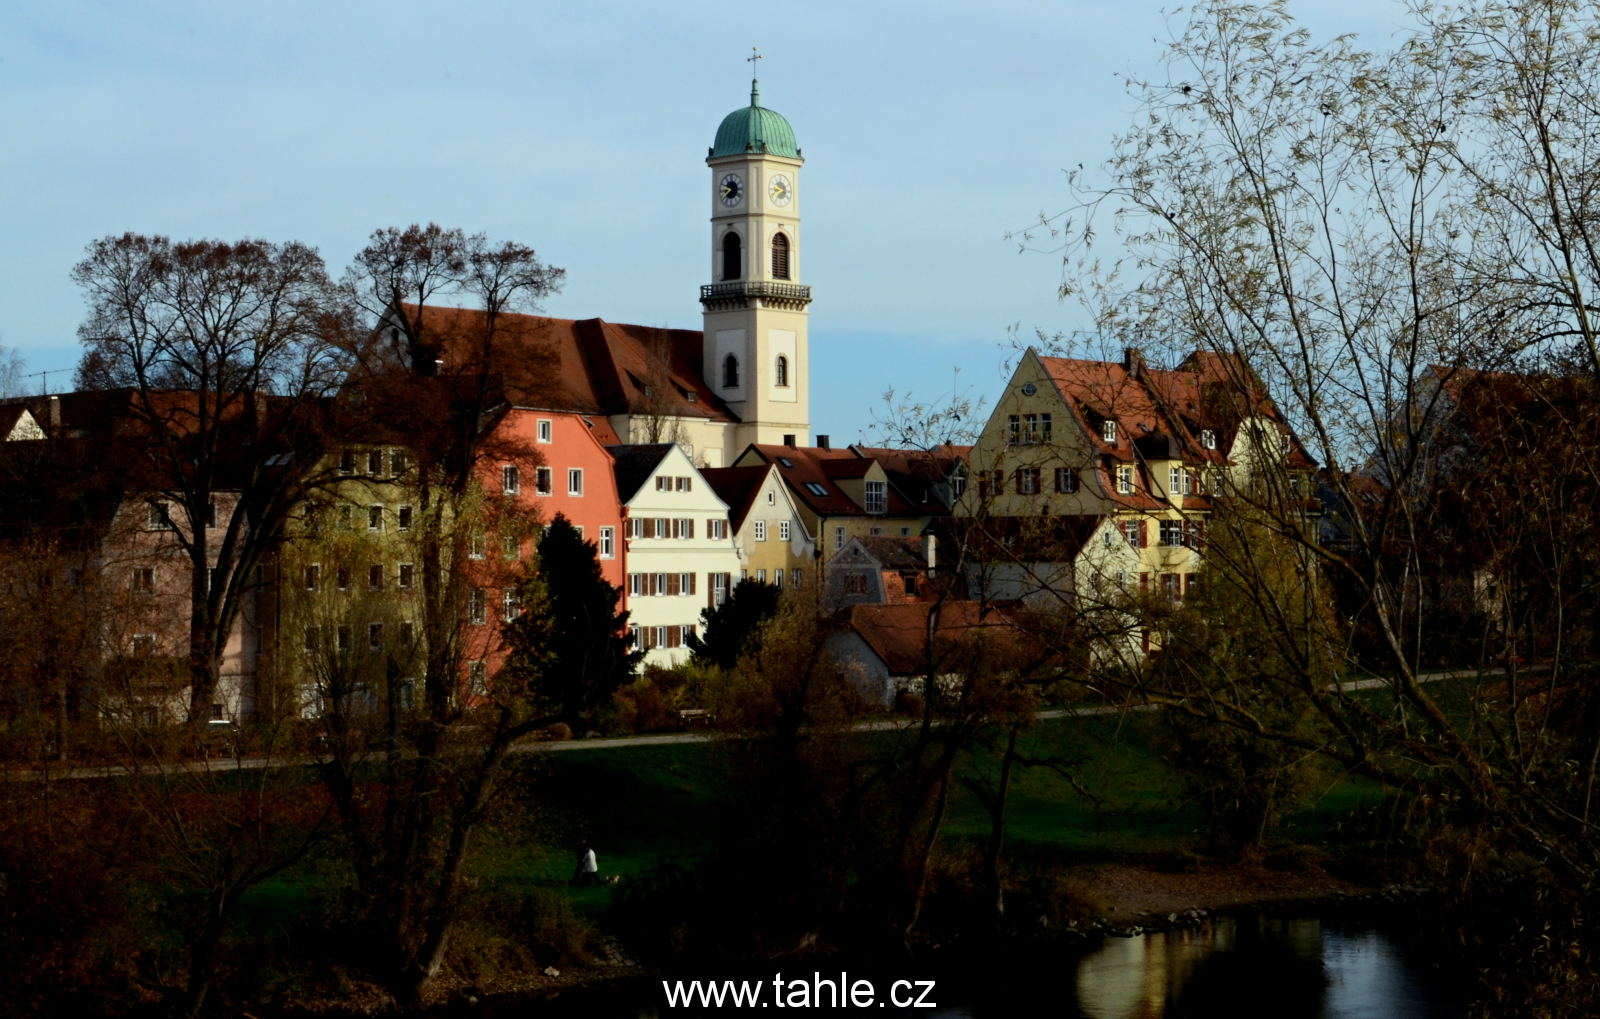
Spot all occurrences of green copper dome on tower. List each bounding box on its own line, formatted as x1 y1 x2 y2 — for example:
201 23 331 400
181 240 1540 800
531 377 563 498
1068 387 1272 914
710 81 800 159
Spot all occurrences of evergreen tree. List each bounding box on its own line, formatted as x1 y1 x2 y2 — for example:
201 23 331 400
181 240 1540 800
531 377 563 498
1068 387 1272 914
528 514 642 724
685 580 782 671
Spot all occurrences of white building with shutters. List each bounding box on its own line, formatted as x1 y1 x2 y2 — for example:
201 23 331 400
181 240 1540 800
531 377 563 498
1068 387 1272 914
610 443 742 667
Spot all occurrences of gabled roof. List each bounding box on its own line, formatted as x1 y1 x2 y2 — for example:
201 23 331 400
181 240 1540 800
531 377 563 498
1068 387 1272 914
0 406 45 441
698 465 771 532
608 443 678 503
850 535 929 571
844 602 1017 677
851 444 968 512
398 306 735 424
739 444 921 517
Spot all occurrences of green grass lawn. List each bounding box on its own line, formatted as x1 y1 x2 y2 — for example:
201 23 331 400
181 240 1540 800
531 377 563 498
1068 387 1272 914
231 713 1395 925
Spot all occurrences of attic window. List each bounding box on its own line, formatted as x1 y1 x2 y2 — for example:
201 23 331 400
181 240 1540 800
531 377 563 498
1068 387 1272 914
779 457 794 468
1281 433 1293 454
804 482 828 496
1201 429 1217 450
686 392 697 404
1101 420 1117 443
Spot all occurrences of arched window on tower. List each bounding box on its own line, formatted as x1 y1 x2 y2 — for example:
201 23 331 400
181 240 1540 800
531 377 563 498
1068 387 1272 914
723 354 740 389
775 355 789 387
721 231 742 281
771 233 790 280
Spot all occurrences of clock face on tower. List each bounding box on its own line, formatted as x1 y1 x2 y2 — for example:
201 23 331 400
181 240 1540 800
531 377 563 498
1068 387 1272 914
768 174 792 206
719 174 743 206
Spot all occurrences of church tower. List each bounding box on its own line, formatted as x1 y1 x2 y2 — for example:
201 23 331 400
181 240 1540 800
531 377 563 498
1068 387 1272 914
701 67 811 461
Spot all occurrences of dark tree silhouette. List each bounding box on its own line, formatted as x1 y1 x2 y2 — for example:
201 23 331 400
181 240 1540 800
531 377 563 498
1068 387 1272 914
686 580 782 671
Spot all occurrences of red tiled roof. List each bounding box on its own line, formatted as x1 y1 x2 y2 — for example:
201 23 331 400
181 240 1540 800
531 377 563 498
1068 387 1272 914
844 601 1018 677
698 465 771 532
401 305 735 423
742 444 920 517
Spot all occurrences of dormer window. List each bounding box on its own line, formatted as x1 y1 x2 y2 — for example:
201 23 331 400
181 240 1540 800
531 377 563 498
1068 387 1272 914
722 354 740 388
1101 420 1118 444
1281 433 1293 454
1200 428 1217 450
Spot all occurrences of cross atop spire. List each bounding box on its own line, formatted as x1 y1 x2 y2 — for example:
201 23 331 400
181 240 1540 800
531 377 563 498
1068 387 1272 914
748 47 763 106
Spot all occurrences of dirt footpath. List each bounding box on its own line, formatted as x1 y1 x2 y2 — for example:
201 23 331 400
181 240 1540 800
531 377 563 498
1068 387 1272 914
1086 861 1374 918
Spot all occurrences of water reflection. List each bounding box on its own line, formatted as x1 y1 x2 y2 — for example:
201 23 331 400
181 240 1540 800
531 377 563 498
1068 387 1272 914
1073 915 1463 1019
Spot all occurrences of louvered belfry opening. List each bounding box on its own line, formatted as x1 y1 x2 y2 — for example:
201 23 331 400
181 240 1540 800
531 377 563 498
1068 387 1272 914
721 231 742 281
723 354 740 388
771 232 790 279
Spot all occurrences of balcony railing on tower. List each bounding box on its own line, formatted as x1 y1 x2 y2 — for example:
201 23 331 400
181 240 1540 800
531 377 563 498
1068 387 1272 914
699 281 813 310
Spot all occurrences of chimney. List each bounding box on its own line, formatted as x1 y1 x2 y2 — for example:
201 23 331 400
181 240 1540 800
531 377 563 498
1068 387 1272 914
816 434 830 450
923 533 937 571
783 434 796 447
48 395 60 432
1123 347 1144 375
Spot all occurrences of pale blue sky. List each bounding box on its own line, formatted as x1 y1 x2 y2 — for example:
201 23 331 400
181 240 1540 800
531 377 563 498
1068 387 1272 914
1 1 1410 442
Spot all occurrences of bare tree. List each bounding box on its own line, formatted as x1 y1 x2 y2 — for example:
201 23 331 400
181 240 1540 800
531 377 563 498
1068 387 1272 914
72 234 352 721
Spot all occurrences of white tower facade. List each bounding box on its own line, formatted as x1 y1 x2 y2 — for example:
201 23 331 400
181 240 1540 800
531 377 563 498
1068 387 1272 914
701 77 812 461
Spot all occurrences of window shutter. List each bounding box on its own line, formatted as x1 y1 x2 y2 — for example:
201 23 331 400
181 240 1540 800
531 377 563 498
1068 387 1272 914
687 518 695 539
689 573 697 595
771 233 790 279
668 574 680 596
1139 520 1148 547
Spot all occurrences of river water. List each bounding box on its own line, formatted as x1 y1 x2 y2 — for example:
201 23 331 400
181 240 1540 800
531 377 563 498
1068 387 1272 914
501 912 1467 1017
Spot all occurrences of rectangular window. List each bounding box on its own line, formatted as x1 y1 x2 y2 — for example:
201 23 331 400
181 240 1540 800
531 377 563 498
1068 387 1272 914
779 520 791 542
147 501 173 531
398 505 412 531
398 563 413 588
1055 467 1079 494
713 572 729 607
468 661 488 696
599 526 615 558
792 569 802 589
629 573 646 597
367 450 382 475
369 505 384 531
469 588 486 625
677 476 692 492
503 535 520 559
368 564 383 589
205 501 218 529
1163 573 1181 601
537 418 553 443
503 465 520 495
676 518 693 539
1124 520 1141 548
1007 414 1020 444
757 569 767 584
869 526 883 536
369 623 383 650
654 626 668 649
1016 468 1040 495
775 568 784 588
1201 429 1217 449
1117 466 1134 495
835 526 846 551
1160 521 1183 547
864 480 887 515
655 517 670 538
339 450 355 475
1101 420 1118 444
470 534 486 559
535 467 553 496
656 476 668 492
304 565 320 591
1183 470 1193 496
337 626 352 653
399 678 416 710
567 468 584 496
391 450 407 475
1041 413 1052 443
337 505 353 530
1169 467 1182 495
303 626 320 652
709 519 727 540
654 573 668 596
132 567 155 593
337 567 351 591
754 520 767 542
503 589 521 621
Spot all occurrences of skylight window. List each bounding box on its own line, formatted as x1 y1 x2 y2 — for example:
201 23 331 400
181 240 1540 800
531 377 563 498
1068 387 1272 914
804 482 829 496
779 457 794 468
